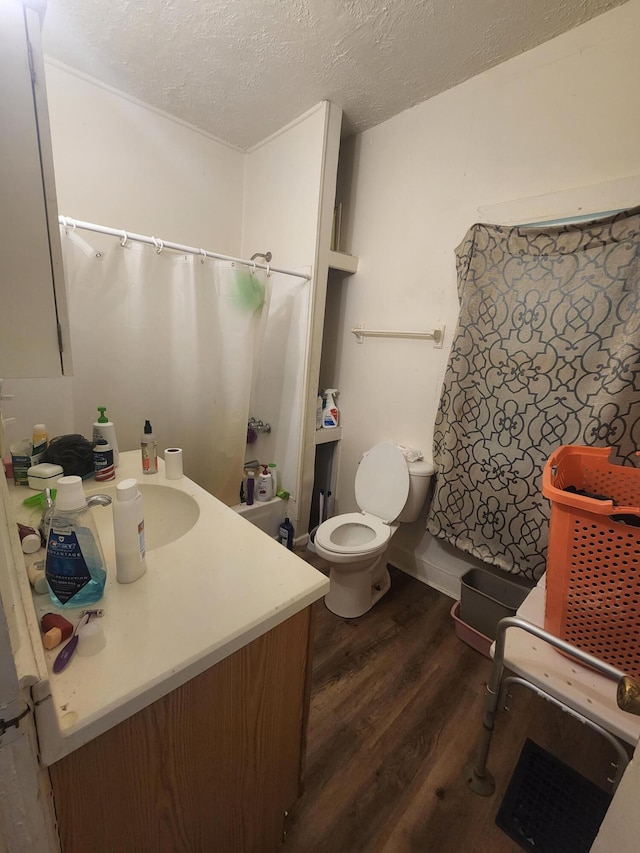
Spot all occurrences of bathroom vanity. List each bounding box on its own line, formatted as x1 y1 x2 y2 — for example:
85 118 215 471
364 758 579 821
6 453 329 852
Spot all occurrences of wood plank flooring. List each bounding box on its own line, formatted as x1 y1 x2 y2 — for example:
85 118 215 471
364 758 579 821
283 562 619 853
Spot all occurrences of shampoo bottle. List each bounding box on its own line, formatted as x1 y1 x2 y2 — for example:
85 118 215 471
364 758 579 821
141 420 158 475
256 464 273 502
45 476 107 608
245 470 255 506
322 389 339 428
278 517 294 550
93 407 120 466
113 478 147 584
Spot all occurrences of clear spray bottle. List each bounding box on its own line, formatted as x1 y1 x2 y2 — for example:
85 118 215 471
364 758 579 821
141 420 158 475
322 389 339 428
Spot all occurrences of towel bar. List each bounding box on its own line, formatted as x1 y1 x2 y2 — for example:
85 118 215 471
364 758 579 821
351 323 445 348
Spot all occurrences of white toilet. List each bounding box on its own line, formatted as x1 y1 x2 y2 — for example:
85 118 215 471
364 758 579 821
314 442 433 618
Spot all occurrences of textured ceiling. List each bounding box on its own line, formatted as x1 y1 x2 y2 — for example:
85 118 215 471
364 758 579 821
42 0 628 150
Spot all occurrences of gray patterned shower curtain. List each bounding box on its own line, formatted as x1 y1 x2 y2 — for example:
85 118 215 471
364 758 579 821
426 207 640 581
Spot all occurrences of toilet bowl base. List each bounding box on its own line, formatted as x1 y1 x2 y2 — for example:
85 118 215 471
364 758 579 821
324 559 391 619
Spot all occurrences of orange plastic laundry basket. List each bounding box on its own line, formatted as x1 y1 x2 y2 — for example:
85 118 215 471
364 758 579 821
542 445 640 678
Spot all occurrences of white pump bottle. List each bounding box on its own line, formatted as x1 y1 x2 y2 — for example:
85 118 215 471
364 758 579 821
256 464 274 502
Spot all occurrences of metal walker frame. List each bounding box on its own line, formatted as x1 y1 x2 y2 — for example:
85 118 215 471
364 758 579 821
465 616 631 796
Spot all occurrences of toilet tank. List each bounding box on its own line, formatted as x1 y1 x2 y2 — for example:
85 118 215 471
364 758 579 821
397 460 434 522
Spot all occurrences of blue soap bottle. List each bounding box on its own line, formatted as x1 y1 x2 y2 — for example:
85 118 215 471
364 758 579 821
45 476 108 608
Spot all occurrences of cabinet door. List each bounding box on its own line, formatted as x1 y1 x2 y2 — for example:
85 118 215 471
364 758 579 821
0 1 71 378
49 607 313 853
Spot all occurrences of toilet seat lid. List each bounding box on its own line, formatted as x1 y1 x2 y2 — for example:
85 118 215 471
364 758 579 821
355 442 410 523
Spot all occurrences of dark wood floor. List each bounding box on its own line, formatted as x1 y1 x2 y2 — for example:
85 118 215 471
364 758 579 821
283 562 618 853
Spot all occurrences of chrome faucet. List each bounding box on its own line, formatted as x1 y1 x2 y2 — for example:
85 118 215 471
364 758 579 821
247 417 271 434
86 494 113 508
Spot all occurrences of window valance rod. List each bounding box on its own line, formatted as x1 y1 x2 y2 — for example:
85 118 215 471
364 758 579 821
58 216 311 281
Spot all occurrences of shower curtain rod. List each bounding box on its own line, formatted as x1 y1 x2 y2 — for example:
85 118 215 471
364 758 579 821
58 216 311 281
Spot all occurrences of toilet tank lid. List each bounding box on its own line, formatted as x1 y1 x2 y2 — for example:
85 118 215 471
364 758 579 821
355 442 410 523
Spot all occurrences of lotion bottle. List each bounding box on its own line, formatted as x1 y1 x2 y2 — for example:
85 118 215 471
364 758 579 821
256 464 273 502
113 478 147 584
93 406 120 466
45 476 108 608
141 420 158 475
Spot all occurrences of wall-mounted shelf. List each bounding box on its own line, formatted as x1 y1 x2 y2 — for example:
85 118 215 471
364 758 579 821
328 251 358 274
315 426 342 445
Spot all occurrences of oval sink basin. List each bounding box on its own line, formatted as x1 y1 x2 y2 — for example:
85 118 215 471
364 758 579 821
86 483 200 552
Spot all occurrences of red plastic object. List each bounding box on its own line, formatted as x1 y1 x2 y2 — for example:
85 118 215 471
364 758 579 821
450 600 492 658
542 445 640 678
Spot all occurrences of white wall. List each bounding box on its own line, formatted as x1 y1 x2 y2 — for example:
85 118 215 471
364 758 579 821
241 104 330 520
332 0 640 592
2 61 245 451
45 61 245 249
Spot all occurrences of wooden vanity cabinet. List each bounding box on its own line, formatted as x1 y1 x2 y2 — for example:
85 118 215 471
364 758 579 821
48 606 314 853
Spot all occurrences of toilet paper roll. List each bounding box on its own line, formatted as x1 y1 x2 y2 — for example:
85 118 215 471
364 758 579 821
164 447 183 480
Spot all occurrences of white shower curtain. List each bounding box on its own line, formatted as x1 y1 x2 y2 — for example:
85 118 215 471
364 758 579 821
61 227 269 505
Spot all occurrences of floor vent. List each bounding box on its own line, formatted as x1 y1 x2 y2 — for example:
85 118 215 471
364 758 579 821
495 738 612 853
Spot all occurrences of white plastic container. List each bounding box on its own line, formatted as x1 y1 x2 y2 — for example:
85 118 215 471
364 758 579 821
113 478 147 584
256 465 274 502
93 406 120 467
27 462 63 491
322 389 339 428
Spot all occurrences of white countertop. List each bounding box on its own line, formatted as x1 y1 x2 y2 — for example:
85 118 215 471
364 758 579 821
10 452 328 765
